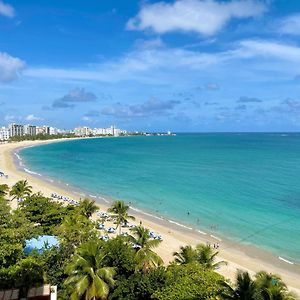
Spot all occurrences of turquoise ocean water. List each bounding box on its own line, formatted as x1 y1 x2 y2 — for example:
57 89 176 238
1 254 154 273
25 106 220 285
20 134 300 262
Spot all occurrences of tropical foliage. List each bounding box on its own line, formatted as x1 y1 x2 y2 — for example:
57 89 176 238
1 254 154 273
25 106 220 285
173 243 227 269
77 198 98 219
129 225 163 273
0 180 297 300
66 241 116 300
107 200 135 234
9 180 32 200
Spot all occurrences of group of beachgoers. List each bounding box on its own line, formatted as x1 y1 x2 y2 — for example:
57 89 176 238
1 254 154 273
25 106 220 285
96 210 163 243
50 192 163 244
207 241 220 249
0 171 8 179
51 192 80 206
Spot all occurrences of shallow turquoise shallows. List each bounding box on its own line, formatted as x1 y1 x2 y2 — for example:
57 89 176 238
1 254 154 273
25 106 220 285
20 134 300 262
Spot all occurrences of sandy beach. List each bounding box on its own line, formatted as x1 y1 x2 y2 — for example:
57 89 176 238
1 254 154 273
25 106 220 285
0 139 300 294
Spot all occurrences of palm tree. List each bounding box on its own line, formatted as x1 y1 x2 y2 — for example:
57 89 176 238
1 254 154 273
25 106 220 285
65 240 116 300
173 245 198 264
222 270 258 300
78 198 98 218
9 180 32 201
255 271 296 300
196 243 227 270
0 184 9 199
107 200 135 234
129 225 163 273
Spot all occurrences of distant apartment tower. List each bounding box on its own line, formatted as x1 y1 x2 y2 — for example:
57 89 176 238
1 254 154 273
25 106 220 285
24 124 37 136
9 123 24 137
43 125 50 135
49 127 58 135
36 125 50 135
74 126 91 136
0 127 10 141
92 126 126 136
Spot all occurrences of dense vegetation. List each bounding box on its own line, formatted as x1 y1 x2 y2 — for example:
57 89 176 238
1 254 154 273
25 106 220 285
9 133 75 142
0 181 297 300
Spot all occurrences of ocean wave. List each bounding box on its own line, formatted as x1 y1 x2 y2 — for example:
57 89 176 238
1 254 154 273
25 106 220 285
278 256 294 265
23 168 42 177
168 219 193 230
210 234 222 241
197 230 207 235
14 152 22 161
129 206 164 221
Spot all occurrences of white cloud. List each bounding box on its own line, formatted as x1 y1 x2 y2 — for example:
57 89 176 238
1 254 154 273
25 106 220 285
25 114 43 121
127 0 267 36
82 116 91 122
279 14 300 35
4 114 16 122
0 52 25 82
0 1 15 18
236 40 300 61
24 39 300 86
25 47 221 84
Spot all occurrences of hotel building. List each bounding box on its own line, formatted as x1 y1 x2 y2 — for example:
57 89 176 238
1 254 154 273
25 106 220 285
9 123 24 137
24 124 37 136
0 127 10 141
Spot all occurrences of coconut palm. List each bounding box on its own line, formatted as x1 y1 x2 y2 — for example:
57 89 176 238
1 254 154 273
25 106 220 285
173 245 198 264
129 225 163 273
196 243 227 270
9 180 32 201
78 198 98 219
107 200 135 234
255 271 296 300
0 184 9 199
65 240 116 300
222 270 258 300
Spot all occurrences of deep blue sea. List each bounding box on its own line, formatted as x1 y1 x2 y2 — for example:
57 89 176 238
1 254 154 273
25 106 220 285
20 134 300 262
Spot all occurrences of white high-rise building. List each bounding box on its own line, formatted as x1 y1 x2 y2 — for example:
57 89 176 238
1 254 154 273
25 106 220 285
36 125 50 135
74 126 92 136
49 127 58 135
9 123 24 137
24 124 37 136
0 127 10 141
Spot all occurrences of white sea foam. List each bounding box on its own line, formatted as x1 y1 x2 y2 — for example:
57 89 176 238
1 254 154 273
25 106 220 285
89 194 97 198
24 168 42 176
129 206 164 221
210 234 222 241
98 196 109 203
197 230 207 235
278 256 294 265
168 220 193 230
14 152 22 161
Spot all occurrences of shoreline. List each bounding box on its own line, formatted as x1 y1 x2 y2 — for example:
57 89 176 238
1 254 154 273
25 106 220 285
1 139 300 293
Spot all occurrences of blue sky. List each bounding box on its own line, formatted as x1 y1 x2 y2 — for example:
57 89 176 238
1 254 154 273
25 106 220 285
1 0 300 132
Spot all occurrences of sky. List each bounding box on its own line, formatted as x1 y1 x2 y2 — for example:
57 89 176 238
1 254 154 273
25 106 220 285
1 0 300 132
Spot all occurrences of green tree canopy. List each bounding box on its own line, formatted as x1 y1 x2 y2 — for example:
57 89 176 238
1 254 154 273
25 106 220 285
129 225 163 273
107 200 135 234
77 198 98 219
19 192 72 234
10 180 32 200
173 245 198 265
196 243 227 270
66 240 116 300
152 262 225 300
56 214 97 249
0 184 9 199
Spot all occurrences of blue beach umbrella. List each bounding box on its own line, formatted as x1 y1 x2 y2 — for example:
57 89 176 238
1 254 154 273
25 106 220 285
24 235 59 255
